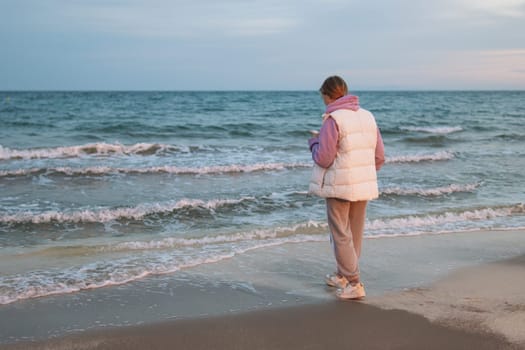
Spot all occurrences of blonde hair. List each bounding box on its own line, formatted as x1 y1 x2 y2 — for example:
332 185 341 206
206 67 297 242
319 76 348 100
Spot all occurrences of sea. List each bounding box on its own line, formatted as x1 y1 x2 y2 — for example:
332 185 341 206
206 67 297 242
1 90 524 307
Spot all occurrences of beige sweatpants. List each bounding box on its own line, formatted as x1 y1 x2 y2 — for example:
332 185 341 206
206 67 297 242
325 198 368 284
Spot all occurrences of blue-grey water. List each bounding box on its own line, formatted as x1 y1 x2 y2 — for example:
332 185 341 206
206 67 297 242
0 91 524 305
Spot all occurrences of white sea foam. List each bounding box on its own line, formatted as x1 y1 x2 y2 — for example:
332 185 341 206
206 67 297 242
401 126 463 134
367 204 525 232
0 143 181 160
386 151 454 163
381 183 479 197
1 204 523 304
0 197 255 224
0 150 455 176
0 232 325 305
104 221 327 252
0 162 311 177
91 204 524 253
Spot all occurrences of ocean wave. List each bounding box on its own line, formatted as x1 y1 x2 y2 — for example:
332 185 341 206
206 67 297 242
0 162 311 177
1 151 455 178
381 183 479 197
0 191 316 226
13 204 523 255
103 221 326 252
0 198 256 224
62 203 516 254
0 184 492 228
401 126 463 134
492 133 525 142
385 151 454 163
367 204 525 232
0 232 325 305
402 135 451 145
104 203 517 252
0 143 196 160
1 204 523 304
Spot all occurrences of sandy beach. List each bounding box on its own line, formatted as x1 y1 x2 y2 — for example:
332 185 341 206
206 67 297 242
1 299 517 350
1 229 524 349
370 253 525 347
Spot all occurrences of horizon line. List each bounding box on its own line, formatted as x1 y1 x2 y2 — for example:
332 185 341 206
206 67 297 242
2 88 525 93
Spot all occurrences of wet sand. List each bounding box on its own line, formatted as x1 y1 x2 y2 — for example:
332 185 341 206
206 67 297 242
0 300 516 350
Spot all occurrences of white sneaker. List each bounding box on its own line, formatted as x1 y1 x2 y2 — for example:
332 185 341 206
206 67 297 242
336 282 366 300
325 273 349 289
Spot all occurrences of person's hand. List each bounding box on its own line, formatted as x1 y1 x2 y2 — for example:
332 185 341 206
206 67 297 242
309 130 319 137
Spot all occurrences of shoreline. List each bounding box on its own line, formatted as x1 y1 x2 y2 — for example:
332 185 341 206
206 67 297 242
1 299 517 350
1 229 524 349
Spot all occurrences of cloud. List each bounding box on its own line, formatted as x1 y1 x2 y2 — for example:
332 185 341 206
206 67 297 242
439 0 525 19
333 48 525 89
211 18 298 37
2 0 524 90
445 49 525 80
59 1 299 38
461 0 525 17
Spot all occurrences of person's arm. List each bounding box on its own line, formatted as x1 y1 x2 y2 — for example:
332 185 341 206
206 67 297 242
308 117 338 168
375 127 385 171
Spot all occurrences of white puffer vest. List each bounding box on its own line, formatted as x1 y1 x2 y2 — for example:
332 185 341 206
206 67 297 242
309 108 379 201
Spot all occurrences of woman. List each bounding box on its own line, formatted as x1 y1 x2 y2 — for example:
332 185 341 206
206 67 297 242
308 76 385 300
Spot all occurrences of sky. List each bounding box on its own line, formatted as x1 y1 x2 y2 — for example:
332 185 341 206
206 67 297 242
1 0 525 90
